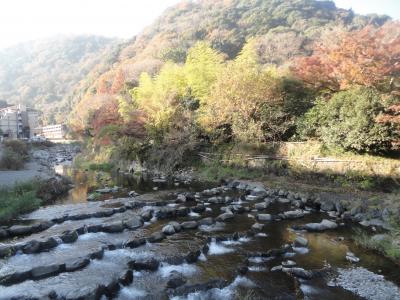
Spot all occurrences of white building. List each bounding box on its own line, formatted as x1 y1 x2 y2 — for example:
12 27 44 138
35 124 67 140
0 104 40 139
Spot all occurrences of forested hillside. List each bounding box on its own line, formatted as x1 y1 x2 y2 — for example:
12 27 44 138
69 0 398 173
70 0 391 131
0 35 121 124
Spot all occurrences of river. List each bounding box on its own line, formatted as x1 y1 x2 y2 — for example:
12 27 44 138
0 166 399 299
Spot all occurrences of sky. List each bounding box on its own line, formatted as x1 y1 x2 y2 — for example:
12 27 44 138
0 0 398 50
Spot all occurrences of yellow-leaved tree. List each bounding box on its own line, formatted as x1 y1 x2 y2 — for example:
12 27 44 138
131 62 188 138
199 39 284 142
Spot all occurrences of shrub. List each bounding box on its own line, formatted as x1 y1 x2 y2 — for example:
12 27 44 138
4 139 29 159
0 181 41 224
298 87 394 154
0 149 24 170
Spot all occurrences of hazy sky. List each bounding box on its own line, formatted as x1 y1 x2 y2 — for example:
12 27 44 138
0 0 398 49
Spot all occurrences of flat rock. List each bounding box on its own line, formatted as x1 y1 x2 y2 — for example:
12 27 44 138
123 216 144 230
8 225 33 236
216 213 234 222
125 237 146 248
303 219 338 232
181 221 198 230
102 222 124 233
257 214 272 221
198 217 214 226
147 231 165 243
294 236 308 247
283 210 305 219
255 202 269 210
128 258 159 271
31 264 63 279
251 223 265 231
65 257 90 272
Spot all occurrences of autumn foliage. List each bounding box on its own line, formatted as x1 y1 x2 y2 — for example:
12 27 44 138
292 22 400 92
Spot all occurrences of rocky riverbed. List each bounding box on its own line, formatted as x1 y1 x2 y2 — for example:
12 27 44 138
0 142 79 187
0 179 399 299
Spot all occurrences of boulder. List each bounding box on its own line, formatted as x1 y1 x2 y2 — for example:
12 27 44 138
176 194 187 203
8 225 33 236
0 229 8 239
39 237 59 251
0 270 31 285
119 270 133 286
102 222 124 233
0 245 15 258
320 200 336 212
282 260 297 267
185 250 201 264
22 240 41 254
128 258 159 271
140 210 153 222
90 247 105 259
176 207 189 217
123 216 144 230
156 207 177 219
192 205 205 213
61 230 79 243
257 214 272 221
303 219 338 232
346 252 360 263
162 224 176 235
169 221 182 232
181 221 198 230
251 223 265 231
245 195 260 201
216 213 234 222
198 217 214 226
294 236 308 247
282 267 313 279
255 202 269 210
125 237 146 248
283 210 305 219
147 231 165 243
166 271 187 289
105 280 120 297
250 187 268 197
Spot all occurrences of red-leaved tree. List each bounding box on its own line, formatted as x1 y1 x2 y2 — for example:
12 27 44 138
292 21 400 92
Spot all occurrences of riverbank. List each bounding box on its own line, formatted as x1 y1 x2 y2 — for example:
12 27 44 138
0 141 80 224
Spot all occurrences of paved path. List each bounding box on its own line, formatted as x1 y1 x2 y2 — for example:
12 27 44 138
0 161 51 187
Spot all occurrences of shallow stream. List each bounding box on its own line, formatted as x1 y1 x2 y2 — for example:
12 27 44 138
0 168 399 299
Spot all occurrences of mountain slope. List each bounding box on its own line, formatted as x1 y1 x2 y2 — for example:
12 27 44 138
0 35 120 124
69 0 390 129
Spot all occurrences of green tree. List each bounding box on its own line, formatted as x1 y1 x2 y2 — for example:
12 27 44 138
298 87 394 153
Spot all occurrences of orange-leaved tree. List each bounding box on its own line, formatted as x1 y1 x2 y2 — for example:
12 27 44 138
292 21 400 92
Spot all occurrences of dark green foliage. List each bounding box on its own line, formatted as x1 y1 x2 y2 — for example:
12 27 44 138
88 163 114 172
0 140 29 170
298 87 394 153
0 182 41 224
0 150 24 170
3 140 29 158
